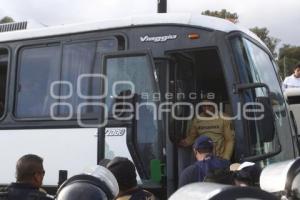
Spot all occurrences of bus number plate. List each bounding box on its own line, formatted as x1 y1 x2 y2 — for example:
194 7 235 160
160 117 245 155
105 127 126 136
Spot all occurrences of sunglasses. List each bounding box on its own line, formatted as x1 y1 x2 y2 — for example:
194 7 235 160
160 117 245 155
34 170 45 176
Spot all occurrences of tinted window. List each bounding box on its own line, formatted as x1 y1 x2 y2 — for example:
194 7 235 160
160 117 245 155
16 45 60 118
0 48 8 118
16 39 117 119
61 40 117 117
61 42 98 115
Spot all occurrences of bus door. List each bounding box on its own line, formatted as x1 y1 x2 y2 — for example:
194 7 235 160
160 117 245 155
101 51 164 192
164 48 233 190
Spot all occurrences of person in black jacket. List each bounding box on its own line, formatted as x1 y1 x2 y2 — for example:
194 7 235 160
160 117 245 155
4 154 53 200
107 157 156 200
179 135 230 188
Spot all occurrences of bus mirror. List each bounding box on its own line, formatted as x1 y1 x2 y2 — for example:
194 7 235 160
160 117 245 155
256 96 275 142
169 182 277 200
260 158 300 199
235 83 275 142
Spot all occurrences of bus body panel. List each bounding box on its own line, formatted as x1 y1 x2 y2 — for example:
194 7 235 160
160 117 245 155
0 128 98 185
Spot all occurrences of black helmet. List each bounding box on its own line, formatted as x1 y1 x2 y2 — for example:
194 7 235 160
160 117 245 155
56 166 119 200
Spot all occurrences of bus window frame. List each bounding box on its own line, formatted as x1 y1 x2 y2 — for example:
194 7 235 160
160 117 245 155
101 50 164 180
0 45 11 121
12 36 120 122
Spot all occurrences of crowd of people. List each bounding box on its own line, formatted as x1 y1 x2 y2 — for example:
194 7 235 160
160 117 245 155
0 154 157 200
0 136 261 200
179 135 261 188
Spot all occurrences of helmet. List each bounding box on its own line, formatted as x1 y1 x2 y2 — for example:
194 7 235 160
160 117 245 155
56 166 119 200
169 182 277 200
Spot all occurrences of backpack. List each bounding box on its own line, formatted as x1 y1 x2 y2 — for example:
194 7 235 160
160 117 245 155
195 155 230 182
204 168 234 184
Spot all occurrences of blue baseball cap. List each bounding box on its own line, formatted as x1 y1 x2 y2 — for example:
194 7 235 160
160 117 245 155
193 135 213 150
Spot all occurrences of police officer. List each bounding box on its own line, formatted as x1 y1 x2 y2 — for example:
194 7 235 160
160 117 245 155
179 100 234 160
56 166 119 200
5 154 53 200
107 157 156 200
231 162 262 187
179 135 230 187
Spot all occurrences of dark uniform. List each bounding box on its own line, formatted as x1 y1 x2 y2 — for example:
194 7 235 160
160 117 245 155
116 187 156 200
1 183 53 200
107 157 156 200
179 154 230 187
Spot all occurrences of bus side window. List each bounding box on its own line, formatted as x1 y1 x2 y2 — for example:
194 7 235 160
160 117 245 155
16 45 61 118
15 39 118 119
61 40 118 116
0 48 8 118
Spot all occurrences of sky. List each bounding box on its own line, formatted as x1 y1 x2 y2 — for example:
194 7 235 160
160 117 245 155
0 0 300 47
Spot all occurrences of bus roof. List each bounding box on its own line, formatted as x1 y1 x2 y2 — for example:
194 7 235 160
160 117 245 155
0 13 265 48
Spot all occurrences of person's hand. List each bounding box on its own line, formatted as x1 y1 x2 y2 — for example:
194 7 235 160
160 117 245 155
178 139 188 147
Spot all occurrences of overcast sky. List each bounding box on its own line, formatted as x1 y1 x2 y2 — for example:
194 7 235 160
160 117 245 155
0 0 300 47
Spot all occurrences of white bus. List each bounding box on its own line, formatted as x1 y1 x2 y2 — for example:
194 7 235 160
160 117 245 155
285 88 300 136
0 13 299 198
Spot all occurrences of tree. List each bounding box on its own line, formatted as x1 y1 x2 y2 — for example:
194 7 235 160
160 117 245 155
0 16 14 24
277 44 300 77
250 27 280 58
202 9 238 24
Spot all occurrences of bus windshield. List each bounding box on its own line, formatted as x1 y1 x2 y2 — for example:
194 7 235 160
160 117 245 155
231 36 293 162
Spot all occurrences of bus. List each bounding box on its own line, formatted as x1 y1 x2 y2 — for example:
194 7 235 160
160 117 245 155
0 13 299 197
284 88 300 137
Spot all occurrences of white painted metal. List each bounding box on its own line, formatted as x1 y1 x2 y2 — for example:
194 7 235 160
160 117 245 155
260 159 296 193
169 183 229 200
0 128 98 186
104 127 141 181
284 88 300 97
0 13 265 48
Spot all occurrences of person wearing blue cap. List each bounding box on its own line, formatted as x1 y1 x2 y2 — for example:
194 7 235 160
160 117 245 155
178 135 230 188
